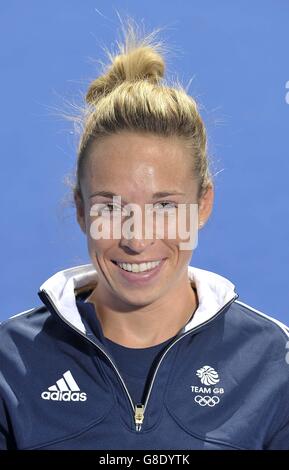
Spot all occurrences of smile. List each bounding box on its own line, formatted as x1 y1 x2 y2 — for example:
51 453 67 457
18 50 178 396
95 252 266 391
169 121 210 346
113 260 162 273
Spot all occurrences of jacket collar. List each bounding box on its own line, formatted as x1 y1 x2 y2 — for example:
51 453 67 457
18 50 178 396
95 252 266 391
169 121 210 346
38 263 238 335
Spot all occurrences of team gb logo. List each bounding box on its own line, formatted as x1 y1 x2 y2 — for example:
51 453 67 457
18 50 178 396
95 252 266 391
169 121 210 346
196 365 220 386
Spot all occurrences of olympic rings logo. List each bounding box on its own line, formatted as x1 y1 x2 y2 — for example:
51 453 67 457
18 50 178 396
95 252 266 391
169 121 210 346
194 395 220 407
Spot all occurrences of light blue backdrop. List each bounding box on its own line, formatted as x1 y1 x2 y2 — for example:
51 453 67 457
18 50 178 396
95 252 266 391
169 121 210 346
1 0 289 323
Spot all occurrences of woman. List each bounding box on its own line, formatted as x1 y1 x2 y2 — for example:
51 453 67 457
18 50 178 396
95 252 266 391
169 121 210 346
1 21 289 451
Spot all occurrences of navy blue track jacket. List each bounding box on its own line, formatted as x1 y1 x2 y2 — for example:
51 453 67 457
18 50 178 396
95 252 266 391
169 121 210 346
1 263 289 450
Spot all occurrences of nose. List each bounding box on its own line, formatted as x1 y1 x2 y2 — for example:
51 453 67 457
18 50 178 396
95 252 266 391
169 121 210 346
119 203 156 253
119 236 155 253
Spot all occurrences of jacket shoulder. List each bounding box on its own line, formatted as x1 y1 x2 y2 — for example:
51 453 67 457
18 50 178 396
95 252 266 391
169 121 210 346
0 305 49 346
230 299 289 340
227 299 289 367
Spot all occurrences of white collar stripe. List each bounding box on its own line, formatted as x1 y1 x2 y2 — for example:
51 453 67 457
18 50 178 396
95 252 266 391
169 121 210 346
39 264 237 335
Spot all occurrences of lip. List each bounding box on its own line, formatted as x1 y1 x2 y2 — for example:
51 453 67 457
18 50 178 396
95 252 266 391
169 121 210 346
112 259 163 264
111 258 166 285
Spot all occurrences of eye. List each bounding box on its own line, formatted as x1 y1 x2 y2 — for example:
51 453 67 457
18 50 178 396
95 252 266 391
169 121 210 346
154 201 177 211
99 203 123 214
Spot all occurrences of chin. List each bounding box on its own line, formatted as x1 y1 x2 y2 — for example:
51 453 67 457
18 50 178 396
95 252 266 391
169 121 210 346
115 289 161 308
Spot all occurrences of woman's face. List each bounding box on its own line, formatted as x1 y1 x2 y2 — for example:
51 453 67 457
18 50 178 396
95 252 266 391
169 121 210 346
76 131 213 307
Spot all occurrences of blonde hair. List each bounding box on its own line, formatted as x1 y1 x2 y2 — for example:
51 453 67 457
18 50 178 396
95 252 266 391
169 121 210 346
75 18 212 201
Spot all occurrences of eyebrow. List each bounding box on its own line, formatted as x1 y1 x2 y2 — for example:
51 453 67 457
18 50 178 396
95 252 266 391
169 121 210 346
89 190 186 201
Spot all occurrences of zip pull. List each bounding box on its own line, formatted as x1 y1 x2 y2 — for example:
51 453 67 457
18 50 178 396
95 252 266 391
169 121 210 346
134 403 145 431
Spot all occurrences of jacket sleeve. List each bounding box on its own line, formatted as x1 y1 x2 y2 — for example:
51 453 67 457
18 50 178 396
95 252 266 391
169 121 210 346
265 417 289 450
0 395 15 450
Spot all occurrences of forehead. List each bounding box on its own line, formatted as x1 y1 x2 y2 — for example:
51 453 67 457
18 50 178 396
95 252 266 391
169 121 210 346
83 131 196 195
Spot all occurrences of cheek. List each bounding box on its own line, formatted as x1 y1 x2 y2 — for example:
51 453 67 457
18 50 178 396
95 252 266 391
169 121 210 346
163 237 192 264
174 205 199 252
86 219 116 259
162 215 194 263
86 212 118 248
87 237 116 259
161 208 197 241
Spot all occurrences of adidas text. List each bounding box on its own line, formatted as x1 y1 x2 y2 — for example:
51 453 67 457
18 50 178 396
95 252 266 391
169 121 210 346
41 390 87 401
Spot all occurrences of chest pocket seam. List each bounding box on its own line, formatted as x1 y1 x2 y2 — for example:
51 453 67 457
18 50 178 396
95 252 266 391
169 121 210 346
164 402 249 450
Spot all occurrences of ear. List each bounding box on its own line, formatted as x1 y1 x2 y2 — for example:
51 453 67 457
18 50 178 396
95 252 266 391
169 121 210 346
198 184 214 229
74 189 86 234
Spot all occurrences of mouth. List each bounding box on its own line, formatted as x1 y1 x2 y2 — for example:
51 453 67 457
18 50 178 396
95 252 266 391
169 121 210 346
112 259 162 273
111 258 167 284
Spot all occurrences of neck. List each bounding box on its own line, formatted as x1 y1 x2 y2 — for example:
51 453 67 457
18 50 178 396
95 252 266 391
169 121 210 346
85 272 198 348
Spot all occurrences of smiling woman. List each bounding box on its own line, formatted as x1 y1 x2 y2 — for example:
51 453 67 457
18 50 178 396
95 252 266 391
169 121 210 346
76 131 210 346
0 17 289 451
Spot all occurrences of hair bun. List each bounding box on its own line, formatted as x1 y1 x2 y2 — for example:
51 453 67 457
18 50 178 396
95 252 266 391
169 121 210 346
86 46 165 105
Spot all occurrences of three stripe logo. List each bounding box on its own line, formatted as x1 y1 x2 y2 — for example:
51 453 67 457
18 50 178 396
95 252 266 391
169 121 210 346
41 370 87 402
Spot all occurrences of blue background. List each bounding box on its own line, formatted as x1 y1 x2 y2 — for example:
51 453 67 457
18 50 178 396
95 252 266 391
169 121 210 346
1 0 289 322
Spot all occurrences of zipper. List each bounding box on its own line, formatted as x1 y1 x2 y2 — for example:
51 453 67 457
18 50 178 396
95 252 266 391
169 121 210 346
39 289 238 432
134 403 145 431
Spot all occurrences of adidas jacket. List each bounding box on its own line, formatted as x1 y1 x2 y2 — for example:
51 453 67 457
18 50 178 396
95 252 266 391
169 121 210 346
0 263 289 450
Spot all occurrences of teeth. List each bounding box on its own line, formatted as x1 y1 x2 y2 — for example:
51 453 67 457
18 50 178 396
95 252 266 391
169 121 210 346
116 260 161 273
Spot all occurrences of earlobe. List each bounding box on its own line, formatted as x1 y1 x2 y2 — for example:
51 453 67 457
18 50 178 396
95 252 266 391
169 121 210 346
198 184 214 229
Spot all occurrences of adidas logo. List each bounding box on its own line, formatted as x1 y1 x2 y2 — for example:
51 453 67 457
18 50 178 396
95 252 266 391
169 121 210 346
41 370 87 402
